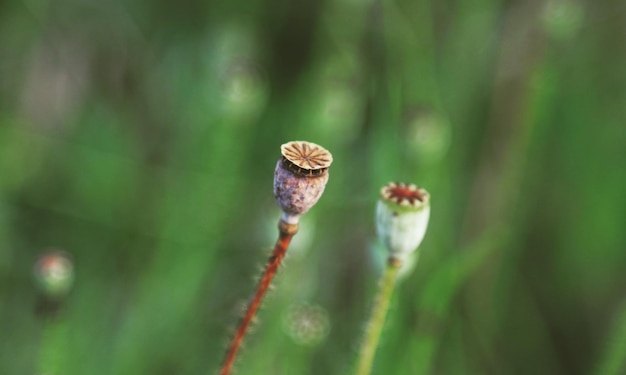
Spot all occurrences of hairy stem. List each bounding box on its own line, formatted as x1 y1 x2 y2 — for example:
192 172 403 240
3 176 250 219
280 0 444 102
354 258 402 375
220 220 298 375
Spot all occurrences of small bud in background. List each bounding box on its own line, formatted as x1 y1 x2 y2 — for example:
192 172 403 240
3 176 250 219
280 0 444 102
404 106 451 163
273 141 333 224
34 250 74 300
376 182 430 263
542 0 584 41
218 59 268 120
209 23 268 122
283 303 330 346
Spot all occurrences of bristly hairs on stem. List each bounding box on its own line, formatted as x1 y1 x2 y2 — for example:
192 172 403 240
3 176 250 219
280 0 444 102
219 141 332 375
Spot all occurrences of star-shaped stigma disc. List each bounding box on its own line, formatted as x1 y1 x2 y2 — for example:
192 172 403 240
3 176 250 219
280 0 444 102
380 182 429 208
281 141 333 177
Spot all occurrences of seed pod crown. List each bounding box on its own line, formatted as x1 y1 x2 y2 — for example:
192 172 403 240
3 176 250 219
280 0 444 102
280 141 333 177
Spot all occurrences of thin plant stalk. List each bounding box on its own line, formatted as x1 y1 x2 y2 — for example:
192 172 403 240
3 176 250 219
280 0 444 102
34 251 73 375
354 258 402 375
595 301 626 375
37 314 68 375
220 220 298 375
220 141 332 374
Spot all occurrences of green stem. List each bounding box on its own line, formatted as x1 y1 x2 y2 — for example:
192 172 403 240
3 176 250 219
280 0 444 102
595 301 626 375
37 315 68 375
354 258 402 375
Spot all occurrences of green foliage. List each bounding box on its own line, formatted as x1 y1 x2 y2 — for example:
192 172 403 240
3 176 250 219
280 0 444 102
1 0 625 374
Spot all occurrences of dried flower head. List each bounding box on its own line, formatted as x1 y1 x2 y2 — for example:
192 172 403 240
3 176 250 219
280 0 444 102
280 141 333 177
34 250 74 299
274 141 333 223
376 182 430 263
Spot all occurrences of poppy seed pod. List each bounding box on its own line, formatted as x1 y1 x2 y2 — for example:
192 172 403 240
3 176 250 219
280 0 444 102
376 182 430 263
273 141 333 224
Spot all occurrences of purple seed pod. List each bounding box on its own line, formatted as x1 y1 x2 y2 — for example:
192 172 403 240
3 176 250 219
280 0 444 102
273 141 333 224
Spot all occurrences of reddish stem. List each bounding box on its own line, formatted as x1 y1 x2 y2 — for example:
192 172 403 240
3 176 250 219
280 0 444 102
220 220 298 375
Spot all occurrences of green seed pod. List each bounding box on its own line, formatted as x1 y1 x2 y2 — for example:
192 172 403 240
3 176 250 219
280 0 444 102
376 182 430 263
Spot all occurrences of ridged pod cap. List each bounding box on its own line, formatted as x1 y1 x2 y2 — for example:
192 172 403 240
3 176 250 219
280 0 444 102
274 141 333 223
280 141 333 177
376 182 430 262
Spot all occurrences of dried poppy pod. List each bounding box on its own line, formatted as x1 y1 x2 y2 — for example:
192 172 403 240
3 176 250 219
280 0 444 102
274 141 333 224
376 182 430 263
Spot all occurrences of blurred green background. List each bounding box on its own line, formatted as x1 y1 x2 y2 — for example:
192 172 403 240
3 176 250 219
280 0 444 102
1 0 625 374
